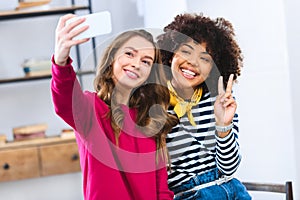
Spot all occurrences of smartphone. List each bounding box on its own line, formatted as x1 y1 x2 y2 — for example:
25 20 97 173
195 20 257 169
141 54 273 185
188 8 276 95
66 11 112 39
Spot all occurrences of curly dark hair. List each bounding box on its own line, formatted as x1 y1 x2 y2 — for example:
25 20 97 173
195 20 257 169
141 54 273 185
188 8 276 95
157 13 243 95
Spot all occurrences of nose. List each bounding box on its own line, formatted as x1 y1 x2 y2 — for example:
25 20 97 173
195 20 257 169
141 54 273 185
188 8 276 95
130 56 141 69
187 53 199 67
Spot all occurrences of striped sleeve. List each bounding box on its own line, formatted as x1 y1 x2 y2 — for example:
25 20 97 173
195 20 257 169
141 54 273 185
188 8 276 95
215 113 241 175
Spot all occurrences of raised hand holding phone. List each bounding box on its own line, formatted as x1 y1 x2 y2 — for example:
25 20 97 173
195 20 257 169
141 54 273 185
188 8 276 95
54 14 89 66
54 11 112 66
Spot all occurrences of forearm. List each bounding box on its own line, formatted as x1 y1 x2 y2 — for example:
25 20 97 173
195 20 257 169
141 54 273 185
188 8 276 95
51 55 78 128
215 117 241 175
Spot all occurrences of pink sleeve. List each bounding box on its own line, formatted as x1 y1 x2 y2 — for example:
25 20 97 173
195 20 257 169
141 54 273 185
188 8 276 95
156 166 174 200
51 55 92 133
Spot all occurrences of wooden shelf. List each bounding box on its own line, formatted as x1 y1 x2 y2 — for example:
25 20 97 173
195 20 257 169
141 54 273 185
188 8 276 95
0 5 90 20
0 74 52 84
0 135 81 182
0 70 95 84
0 135 76 150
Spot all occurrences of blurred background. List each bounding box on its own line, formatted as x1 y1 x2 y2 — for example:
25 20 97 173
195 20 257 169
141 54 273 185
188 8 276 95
0 0 299 199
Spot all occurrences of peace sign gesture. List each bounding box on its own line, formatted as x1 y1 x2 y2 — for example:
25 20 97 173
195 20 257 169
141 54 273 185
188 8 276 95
214 74 237 136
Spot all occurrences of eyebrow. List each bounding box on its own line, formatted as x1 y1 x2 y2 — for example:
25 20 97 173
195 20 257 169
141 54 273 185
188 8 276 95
182 43 209 55
124 46 154 61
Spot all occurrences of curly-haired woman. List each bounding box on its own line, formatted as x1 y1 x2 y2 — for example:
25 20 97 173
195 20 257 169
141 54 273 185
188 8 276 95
157 13 251 200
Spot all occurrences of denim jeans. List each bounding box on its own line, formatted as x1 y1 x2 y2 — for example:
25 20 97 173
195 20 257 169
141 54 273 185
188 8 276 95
172 168 252 200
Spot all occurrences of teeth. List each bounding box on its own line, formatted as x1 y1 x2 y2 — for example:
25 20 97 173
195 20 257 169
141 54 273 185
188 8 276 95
126 70 138 78
181 69 196 76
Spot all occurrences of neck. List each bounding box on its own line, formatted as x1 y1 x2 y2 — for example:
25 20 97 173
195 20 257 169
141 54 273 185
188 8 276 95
113 86 131 105
171 80 194 100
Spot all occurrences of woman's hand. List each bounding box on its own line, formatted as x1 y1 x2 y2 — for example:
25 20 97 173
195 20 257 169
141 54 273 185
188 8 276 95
54 14 90 66
214 74 237 136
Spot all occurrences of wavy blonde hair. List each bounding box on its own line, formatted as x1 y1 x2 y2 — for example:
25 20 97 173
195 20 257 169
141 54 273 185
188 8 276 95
94 29 178 160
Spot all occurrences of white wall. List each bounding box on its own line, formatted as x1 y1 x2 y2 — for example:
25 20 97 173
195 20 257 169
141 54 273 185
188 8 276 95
0 0 299 199
191 0 298 199
143 0 299 199
143 0 187 29
186 0 299 199
285 0 300 198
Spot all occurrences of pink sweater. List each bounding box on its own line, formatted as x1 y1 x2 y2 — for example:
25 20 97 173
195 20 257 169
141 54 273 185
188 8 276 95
51 59 173 200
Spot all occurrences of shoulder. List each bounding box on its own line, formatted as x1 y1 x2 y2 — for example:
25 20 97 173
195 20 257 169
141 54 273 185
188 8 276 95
198 92 216 105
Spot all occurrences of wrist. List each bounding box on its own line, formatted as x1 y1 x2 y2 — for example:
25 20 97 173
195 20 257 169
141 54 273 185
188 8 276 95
215 122 233 133
52 55 71 66
54 58 67 66
56 60 67 66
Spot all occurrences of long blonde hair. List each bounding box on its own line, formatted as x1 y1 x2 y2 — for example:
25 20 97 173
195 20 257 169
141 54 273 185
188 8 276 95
94 29 178 160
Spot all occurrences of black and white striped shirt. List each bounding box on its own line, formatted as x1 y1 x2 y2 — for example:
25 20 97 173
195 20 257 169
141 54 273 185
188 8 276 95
166 92 241 189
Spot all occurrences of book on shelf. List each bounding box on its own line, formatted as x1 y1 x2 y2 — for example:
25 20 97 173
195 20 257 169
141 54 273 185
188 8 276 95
60 128 75 138
16 0 51 10
13 123 48 141
24 69 52 77
0 134 7 145
22 58 52 77
14 132 46 141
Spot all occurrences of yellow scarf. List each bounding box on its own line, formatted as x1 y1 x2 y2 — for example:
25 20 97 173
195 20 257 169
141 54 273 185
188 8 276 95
167 81 202 126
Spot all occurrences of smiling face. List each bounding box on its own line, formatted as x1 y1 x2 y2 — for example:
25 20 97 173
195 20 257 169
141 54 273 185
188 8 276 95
112 36 155 91
171 40 214 92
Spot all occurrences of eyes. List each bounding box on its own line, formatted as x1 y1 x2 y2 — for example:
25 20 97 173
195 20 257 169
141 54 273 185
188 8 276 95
179 47 212 64
124 49 153 67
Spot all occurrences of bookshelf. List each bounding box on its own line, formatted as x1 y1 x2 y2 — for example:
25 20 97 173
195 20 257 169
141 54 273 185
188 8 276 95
0 6 89 20
0 70 95 84
0 0 97 84
0 0 97 181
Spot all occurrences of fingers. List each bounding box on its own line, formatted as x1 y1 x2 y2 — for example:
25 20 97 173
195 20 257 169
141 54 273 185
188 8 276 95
218 74 234 95
225 74 234 96
218 76 225 95
56 14 76 32
65 18 88 39
56 14 89 43
54 14 90 66
222 95 236 108
218 74 235 104
215 74 237 127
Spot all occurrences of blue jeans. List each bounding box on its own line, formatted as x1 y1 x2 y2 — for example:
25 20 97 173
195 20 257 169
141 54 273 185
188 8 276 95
172 168 252 200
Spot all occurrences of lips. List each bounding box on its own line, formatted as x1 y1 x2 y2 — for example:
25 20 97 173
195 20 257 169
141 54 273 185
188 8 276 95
124 69 139 79
180 67 198 79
